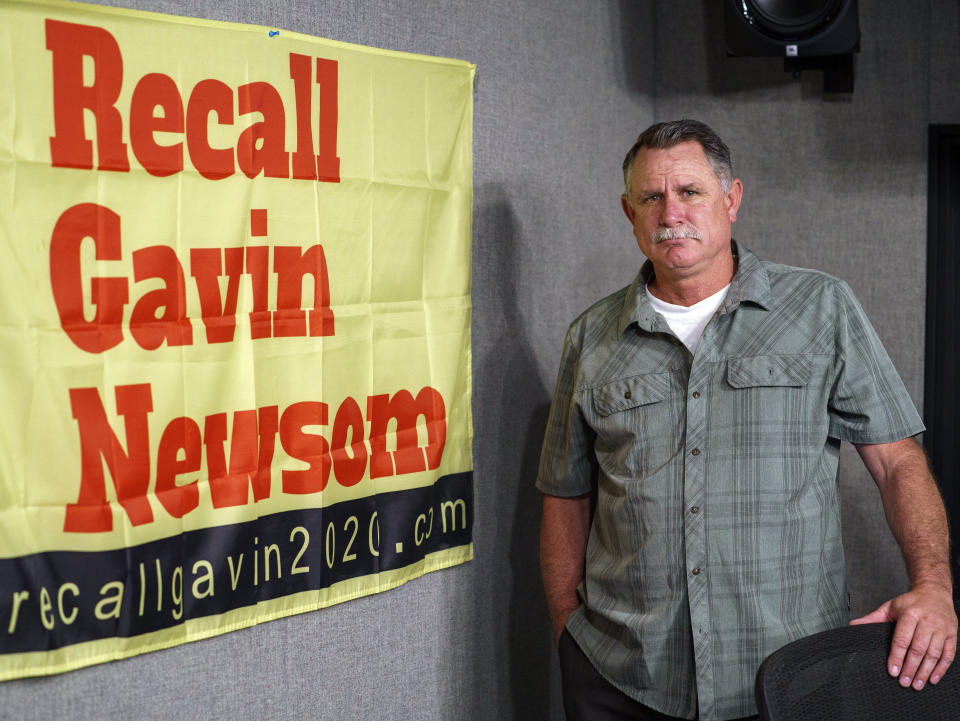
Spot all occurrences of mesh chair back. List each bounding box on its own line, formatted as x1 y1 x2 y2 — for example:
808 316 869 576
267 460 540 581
755 620 960 720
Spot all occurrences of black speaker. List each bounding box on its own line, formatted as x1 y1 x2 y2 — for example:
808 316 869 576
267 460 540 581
725 0 860 58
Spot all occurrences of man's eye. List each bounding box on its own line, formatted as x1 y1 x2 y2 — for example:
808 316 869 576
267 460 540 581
644 194 661 202
682 189 697 197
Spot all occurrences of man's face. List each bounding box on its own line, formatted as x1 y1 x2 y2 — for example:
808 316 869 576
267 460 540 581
621 140 742 284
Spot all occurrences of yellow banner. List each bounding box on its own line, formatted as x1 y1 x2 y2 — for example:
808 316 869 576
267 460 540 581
0 0 474 679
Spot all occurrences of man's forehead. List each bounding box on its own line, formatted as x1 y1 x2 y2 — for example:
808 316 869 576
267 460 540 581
634 142 711 172
630 142 719 187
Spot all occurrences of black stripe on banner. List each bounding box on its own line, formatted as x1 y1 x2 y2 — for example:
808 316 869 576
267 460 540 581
0 471 472 655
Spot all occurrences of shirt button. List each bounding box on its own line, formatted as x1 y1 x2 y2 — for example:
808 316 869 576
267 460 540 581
692 567 701 576
690 506 699 514
624 390 632 399
691 448 700 456
692 391 700 399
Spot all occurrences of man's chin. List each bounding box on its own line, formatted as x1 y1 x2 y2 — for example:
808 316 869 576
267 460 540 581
656 243 703 267
659 240 697 255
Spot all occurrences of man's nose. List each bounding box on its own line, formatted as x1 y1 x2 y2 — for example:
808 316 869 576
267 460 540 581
659 194 684 226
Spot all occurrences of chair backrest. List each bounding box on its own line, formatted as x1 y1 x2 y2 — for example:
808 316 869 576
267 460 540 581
755 620 960 721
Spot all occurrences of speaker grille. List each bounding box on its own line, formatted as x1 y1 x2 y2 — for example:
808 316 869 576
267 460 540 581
737 0 845 40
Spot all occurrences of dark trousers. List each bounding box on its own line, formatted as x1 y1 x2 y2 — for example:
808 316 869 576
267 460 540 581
558 629 758 721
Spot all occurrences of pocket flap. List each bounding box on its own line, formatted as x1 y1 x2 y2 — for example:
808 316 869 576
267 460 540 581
727 355 813 388
593 372 671 416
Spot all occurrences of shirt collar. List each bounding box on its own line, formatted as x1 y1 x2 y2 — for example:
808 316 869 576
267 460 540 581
617 240 772 336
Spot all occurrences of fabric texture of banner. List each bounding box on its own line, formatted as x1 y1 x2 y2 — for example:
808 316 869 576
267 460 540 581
0 0 475 680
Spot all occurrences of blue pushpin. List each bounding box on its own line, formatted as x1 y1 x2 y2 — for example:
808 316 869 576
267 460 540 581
269 30 279 37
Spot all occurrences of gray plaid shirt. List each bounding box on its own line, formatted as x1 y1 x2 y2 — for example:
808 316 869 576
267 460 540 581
537 242 924 720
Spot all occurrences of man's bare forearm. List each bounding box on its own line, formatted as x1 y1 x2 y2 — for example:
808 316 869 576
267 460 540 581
857 438 952 590
540 493 592 644
853 438 957 690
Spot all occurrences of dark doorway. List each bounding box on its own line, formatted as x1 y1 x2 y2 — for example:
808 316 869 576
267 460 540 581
924 124 960 592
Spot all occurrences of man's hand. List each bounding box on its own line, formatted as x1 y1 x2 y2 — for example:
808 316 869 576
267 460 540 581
850 583 957 689
854 439 957 690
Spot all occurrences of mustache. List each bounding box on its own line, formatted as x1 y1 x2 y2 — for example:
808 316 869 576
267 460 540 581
650 225 702 244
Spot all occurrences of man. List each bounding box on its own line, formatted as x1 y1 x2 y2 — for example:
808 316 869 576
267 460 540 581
537 119 957 721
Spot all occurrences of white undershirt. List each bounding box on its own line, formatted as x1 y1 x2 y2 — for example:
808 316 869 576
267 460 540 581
645 283 731 354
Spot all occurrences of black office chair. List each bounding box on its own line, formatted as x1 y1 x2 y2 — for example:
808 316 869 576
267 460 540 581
755 620 960 720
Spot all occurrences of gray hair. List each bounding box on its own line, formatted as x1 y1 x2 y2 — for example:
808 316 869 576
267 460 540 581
622 119 734 198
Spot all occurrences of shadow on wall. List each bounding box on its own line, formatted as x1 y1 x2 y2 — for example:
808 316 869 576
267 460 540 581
472 186 557 719
509 401 555 719
615 0 655 96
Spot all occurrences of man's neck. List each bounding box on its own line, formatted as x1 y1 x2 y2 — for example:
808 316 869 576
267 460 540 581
648 269 734 307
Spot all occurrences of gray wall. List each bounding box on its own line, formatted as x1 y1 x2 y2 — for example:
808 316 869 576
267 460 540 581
2 2 959 720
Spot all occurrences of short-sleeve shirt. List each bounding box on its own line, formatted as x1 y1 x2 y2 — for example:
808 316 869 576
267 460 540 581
536 242 924 721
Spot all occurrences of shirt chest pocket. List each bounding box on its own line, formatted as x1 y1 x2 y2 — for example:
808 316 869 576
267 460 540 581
590 372 682 479
725 354 819 454
726 354 813 389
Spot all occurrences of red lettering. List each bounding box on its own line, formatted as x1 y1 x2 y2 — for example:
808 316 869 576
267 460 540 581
315 58 340 183
367 388 446 479
50 203 128 353
245 246 272 339
331 396 366 487
45 26 339 182
204 406 279 507
186 79 234 180
46 20 129 171
62 385 447 532
155 417 201 518
50 206 336 351
190 247 244 343
279 402 331 494
273 245 335 337
64 384 154 533
129 246 193 350
250 208 268 237
289 54 316 180
130 73 184 176
237 82 288 179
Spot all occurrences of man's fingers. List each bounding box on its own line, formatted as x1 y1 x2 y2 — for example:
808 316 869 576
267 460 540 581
871 588 957 689
910 638 943 689
888 613 919 679
892 616 957 690
895 631 930 687
930 635 957 685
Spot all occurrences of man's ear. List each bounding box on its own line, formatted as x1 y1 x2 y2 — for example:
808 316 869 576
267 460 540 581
621 194 636 223
725 179 743 223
